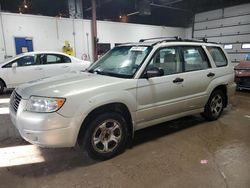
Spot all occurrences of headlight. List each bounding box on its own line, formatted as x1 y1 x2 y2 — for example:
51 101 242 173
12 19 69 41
26 96 66 113
235 70 241 75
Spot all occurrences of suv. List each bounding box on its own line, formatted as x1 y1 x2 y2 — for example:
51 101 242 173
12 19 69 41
9 38 236 160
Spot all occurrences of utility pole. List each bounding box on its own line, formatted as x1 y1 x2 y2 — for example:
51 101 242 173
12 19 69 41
91 0 98 62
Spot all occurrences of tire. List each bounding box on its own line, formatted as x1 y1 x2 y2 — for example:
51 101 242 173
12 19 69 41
0 80 5 95
202 90 225 121
80 112 128 160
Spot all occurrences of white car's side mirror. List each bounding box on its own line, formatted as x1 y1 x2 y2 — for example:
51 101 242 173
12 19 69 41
12 62 18 68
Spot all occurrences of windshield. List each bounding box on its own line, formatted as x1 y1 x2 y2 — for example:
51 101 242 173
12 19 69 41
0 54 24 65
88 46 152 78
246 54 250 61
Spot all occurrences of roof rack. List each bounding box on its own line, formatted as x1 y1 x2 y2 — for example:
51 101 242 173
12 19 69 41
139 36 182 43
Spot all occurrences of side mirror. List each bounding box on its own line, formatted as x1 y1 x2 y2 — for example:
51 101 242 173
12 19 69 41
145 67 164 78
12 62 18 68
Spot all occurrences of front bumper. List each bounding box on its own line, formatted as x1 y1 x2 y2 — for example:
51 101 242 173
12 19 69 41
235 76 250 89
9 98 84 148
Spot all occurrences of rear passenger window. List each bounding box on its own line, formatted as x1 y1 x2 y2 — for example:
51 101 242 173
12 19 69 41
182 46 210 72
207 47 228 67
40 54 71 64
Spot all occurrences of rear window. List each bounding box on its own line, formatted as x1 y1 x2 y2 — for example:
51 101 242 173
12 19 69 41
207 47 228 67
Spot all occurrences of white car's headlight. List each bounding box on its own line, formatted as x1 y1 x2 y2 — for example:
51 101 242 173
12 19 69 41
26 96 66 113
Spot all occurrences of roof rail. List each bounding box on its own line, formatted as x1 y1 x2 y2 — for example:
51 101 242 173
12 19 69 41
191 38 219 44
138 37 219 46
180 38 208 43
139 36 182 43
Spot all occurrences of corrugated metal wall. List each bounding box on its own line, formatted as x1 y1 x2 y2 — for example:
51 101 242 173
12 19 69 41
193 3 250 64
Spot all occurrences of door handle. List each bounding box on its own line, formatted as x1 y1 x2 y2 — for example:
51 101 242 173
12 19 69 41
62 65 69 68
207 72 215 77
173 77 184 83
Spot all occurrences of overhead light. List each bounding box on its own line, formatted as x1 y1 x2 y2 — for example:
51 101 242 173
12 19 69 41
23 0 28 9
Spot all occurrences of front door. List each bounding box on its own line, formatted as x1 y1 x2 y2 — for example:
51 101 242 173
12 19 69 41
6 55 44 87
136 46 186 128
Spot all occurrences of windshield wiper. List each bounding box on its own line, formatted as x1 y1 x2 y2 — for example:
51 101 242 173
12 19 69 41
88 69 132 78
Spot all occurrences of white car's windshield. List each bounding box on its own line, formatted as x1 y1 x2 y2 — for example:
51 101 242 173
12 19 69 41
0 54 24 65
88 46 152 78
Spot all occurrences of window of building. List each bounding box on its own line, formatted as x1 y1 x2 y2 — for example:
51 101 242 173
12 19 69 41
224 44 233 50
242 43 250 49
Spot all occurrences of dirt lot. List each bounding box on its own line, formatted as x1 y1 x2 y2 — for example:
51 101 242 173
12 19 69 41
0 91 249 188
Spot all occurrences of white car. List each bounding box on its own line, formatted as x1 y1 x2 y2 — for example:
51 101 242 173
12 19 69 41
0 51 91 94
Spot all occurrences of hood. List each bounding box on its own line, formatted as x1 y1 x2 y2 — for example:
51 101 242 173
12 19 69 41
16 72 125 99
235 61 250 69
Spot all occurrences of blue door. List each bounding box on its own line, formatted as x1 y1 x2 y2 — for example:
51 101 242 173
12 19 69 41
14 37 34 55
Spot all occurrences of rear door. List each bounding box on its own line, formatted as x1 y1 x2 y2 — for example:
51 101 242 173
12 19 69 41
178 45 214 110
136 45 214 128
39 53 72 77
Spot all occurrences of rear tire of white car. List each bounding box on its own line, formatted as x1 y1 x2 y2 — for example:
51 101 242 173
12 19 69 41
202 90 225 121
81 112 128 160
0 80 4 95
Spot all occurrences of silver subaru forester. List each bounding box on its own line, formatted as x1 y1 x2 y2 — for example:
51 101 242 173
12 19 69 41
9 37 236 160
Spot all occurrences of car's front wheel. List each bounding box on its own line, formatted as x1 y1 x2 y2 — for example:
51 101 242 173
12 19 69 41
202 90 225 121
81 112 128 160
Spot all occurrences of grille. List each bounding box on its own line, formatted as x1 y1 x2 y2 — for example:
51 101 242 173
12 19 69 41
239 69 250 73
10 91 22 112
238 77 250 88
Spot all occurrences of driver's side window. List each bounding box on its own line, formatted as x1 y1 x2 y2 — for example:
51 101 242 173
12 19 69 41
148 47 182 76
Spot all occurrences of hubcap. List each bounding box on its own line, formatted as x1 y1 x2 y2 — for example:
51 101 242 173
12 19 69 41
210 94 223 117
92 119 122 153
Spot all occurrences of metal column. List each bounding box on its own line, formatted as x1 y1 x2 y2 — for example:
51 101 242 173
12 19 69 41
91 0 98 62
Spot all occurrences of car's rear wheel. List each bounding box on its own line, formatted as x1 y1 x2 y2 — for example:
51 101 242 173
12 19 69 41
0 80 5 95
81 112 128 160
202 90 225 121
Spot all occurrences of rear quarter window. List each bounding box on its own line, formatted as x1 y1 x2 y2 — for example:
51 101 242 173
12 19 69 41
207 46 228 67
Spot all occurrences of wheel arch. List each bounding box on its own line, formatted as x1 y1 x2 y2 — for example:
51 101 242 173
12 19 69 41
0 77 7 87
77 102 134 145
210 85 228 107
